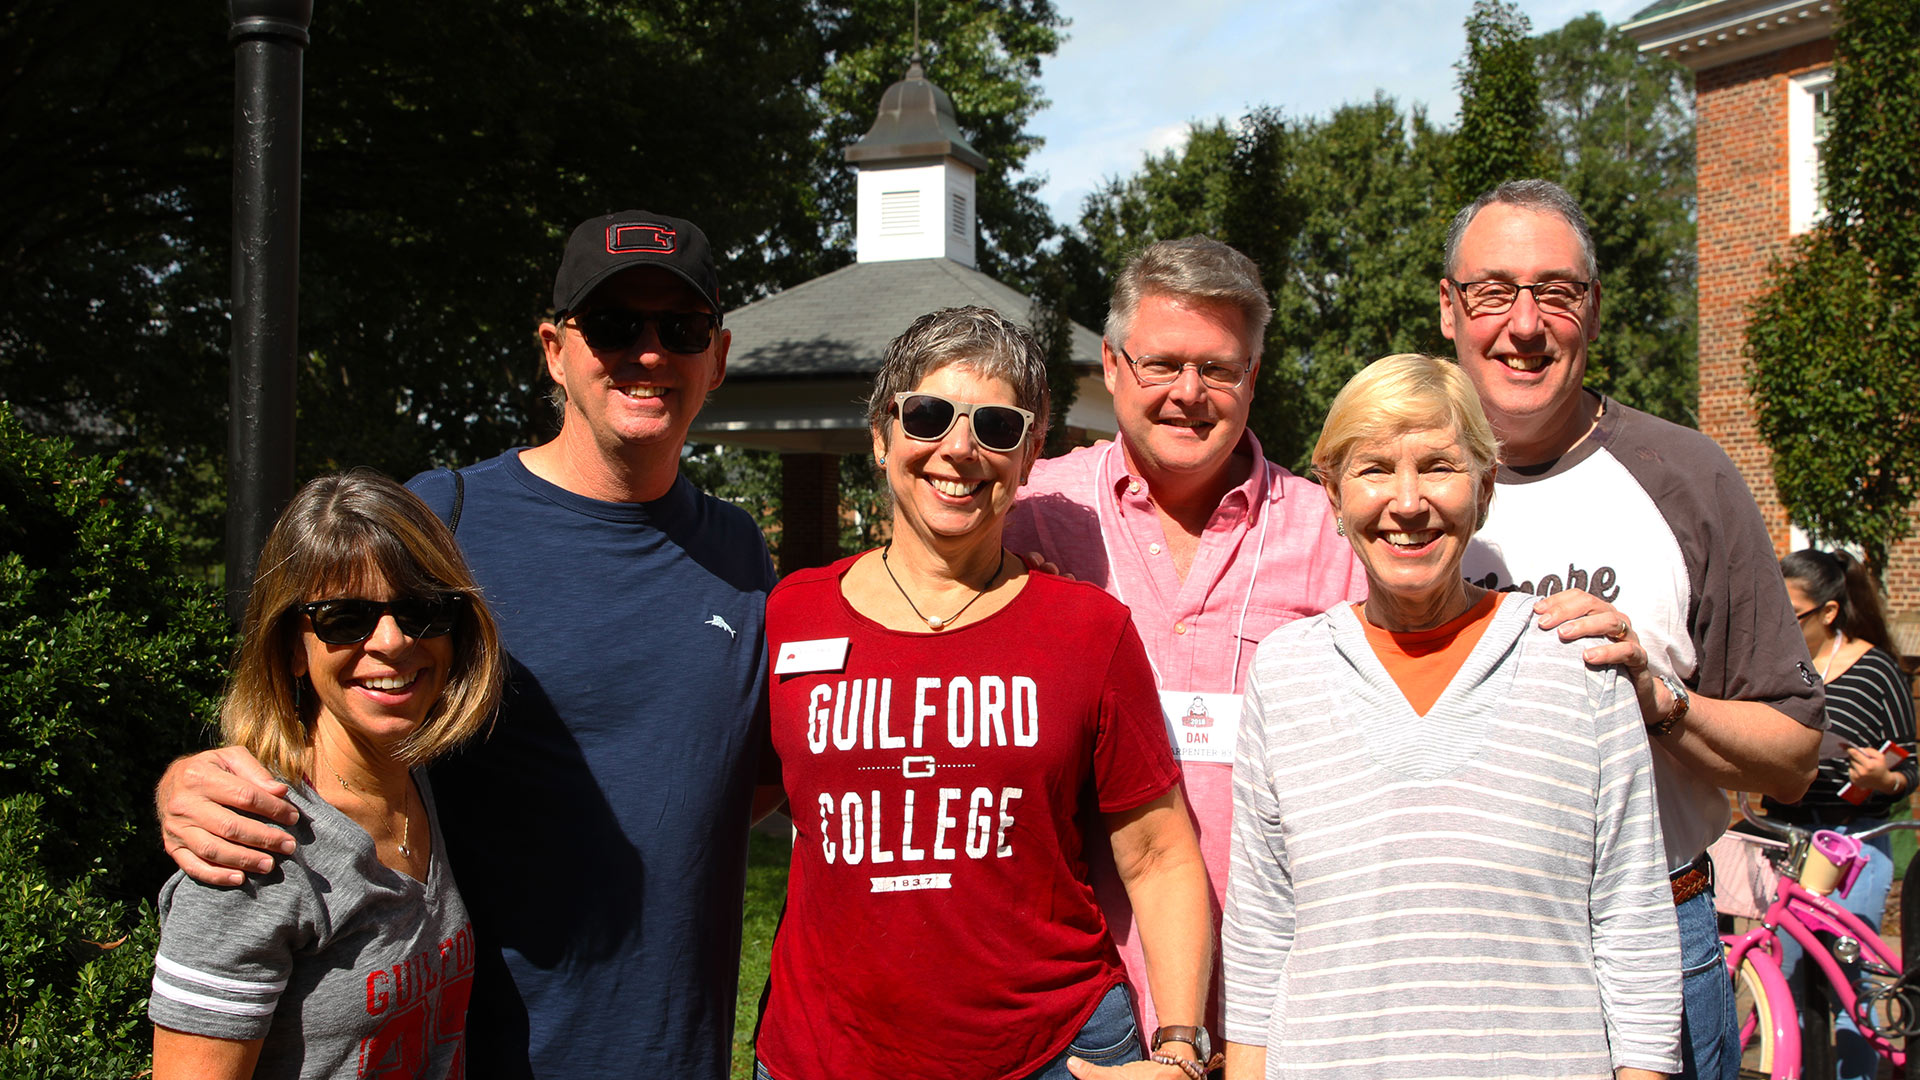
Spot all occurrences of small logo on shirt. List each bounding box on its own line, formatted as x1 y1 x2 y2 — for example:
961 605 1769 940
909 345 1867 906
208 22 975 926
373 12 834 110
1180 696 1214 728
705 615 736 639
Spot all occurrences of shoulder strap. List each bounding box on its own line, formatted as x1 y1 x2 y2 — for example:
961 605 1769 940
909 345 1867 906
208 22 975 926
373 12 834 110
447 468 464 535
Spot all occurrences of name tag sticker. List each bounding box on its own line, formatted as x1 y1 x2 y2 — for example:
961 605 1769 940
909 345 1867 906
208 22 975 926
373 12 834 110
774 637 850 675
1159 690 1243 765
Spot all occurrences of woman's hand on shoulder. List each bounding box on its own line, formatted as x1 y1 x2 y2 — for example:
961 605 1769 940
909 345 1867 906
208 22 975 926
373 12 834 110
156 747 299 886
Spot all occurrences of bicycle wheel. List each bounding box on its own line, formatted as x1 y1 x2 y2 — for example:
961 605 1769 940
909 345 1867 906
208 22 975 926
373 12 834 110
1802 978 1835 1078
1734 953 1801 1079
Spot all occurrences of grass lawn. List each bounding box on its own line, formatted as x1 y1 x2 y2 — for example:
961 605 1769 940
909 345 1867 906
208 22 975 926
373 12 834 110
732 826 791 1079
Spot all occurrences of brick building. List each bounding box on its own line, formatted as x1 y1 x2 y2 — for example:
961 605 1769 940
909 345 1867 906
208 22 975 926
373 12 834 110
1625 0 1920 638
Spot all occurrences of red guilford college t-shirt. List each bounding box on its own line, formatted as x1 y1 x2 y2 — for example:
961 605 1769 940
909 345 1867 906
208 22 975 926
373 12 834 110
757 554 1181 1080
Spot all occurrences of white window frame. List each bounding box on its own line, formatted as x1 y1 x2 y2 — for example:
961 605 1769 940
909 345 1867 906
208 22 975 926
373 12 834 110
1788 69 1834 235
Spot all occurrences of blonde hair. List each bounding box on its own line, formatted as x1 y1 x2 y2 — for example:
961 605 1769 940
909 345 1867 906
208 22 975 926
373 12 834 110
222 469 505 783
1313 354 1499 482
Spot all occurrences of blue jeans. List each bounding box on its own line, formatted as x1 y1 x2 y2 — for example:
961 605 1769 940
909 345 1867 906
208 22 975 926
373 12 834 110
754 982 1140 1080
1678 886 1740 1080
1775 823 1894 1080
1023 983 1142 1080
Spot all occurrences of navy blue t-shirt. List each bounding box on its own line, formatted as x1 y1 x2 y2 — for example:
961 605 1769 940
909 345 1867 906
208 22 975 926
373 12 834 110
409 450 774 1080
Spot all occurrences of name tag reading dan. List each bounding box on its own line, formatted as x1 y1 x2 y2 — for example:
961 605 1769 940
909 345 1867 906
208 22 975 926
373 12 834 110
774 637 850 675
1159 690 1243 765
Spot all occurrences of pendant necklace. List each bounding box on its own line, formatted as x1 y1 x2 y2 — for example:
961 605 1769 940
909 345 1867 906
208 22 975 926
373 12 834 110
881 543 1006 631
322 755 413 859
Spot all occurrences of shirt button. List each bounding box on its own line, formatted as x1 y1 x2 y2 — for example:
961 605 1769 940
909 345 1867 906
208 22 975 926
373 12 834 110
1149 543 1162 555
1128 481 1142 494
1174 621 1187 635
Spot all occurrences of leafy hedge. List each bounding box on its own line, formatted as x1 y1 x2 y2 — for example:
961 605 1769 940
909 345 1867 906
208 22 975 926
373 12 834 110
0 409 229 1073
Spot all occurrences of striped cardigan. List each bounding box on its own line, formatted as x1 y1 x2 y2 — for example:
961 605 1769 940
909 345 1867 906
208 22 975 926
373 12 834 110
1222 593 1682 1078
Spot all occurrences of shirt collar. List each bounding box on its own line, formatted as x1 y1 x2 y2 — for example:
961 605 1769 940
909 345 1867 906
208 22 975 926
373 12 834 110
1107 428 1276 515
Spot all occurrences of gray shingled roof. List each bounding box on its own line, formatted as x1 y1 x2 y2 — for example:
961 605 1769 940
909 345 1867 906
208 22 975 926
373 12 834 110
722 257 1103 380
1628 0 1696 20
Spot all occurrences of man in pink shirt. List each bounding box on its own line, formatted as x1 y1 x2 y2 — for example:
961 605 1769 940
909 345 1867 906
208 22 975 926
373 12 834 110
1003 236 1367 1056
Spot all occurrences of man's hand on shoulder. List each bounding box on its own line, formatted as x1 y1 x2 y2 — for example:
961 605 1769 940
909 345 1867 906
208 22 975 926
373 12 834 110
1533 588 1661 712
156 747 299 886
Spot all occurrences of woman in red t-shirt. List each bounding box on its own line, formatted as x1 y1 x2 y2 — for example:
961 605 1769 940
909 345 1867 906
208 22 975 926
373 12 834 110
755 306 1213 1080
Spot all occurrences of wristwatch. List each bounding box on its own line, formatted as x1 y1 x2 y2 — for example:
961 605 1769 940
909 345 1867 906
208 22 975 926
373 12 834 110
1649 674 1690 736
1151 1025 1212 1063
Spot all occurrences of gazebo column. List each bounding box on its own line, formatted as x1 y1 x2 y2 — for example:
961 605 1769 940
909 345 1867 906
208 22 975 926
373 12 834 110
779 452 841 575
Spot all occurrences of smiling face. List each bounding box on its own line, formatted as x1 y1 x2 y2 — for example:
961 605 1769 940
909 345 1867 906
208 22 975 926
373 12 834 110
875 363 1036 556
1104 293 1257 489
1329 425 1495 631
292 572 454 754
540 266 730 460
1440 203 1601 466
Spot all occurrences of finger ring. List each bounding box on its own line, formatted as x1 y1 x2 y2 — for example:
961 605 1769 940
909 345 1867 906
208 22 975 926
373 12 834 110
1607 620 1630 642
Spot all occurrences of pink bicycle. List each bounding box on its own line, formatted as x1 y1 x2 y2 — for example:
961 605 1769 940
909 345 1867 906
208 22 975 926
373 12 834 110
1722 796 1920 1078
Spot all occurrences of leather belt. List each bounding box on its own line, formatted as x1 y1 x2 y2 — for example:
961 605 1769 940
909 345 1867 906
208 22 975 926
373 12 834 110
1671 850 1712 906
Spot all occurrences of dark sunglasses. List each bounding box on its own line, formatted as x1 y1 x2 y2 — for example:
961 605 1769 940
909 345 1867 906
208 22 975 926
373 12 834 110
298 595 465 646
891 392 1035 453
564 309 718 355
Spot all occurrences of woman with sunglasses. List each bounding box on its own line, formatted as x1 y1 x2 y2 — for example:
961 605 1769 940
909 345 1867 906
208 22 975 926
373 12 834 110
754 307 1212 1080
1761 549 1915 1080
150 469 504 1080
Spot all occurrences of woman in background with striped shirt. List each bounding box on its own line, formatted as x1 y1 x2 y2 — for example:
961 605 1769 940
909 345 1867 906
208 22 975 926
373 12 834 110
1764 548 1916 1080
1221 354 1682 1079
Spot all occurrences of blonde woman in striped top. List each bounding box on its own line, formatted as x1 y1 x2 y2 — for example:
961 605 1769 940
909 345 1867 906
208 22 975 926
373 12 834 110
1221 354 1682 1079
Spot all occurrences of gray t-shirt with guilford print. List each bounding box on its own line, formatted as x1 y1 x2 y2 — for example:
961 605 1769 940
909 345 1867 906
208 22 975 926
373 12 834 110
150 773 474 1079
1462 396 1826 871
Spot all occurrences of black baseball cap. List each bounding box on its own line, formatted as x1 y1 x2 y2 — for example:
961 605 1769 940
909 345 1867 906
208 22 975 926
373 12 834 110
552 211 721 318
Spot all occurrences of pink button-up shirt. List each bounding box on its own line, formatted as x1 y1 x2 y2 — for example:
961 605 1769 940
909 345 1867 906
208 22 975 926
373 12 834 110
1003 431 1367 1034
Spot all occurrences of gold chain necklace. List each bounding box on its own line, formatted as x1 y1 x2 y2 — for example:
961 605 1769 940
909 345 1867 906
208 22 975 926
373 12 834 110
321 755 413 859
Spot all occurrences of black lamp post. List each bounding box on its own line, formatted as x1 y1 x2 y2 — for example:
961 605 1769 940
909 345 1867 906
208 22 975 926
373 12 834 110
225 0 311 622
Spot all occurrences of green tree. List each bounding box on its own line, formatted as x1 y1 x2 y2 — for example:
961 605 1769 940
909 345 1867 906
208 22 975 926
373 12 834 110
1072 6 1698 463
1747 0 1920 575
2 0 1063 566
1534 14 1697 424
0 412 230 1071
1452 0 1542 204
1076 101 1451 471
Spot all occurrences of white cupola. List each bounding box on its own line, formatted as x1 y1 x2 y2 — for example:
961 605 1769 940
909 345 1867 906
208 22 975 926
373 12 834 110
844 57 988 268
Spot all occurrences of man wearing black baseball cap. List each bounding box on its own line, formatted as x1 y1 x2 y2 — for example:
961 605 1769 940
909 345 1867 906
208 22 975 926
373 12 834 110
157 211 776 1079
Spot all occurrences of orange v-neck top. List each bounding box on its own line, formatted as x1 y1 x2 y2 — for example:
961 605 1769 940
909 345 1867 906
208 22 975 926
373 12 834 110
1353 591 1504 716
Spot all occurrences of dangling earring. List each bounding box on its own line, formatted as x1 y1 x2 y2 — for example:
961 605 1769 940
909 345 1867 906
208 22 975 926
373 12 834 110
293 676 306 712
1335 519 1347 537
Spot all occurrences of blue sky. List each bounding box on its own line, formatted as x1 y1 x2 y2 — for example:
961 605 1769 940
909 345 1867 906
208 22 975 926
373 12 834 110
1023 0 1653 225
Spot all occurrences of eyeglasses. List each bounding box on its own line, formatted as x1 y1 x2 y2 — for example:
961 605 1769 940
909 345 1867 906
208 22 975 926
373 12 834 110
298 595 465 646
1115 346 1251 390
891 392 1035 453
562 309 718 355
1794 607 1822 623
1446 278 1593 315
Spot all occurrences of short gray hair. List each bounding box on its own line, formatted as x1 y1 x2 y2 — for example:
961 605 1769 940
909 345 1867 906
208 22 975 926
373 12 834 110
866 306 1049 448
1444 179 1598 281
1105 236 1271 359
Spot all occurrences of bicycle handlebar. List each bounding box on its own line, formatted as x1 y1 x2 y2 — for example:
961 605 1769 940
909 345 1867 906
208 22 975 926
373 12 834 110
1734 792 1920 842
